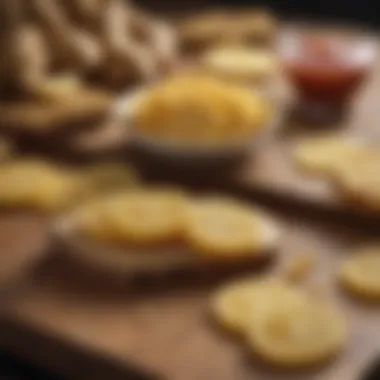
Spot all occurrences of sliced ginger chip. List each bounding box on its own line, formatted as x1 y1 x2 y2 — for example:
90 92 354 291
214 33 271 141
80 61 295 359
293 137 362 176
211 277 299 334
285 253 316 284
78 189 186 245
334 151 380 211
184 197 264 258
246 294 347 368
339 246 380 301
202 48 277 83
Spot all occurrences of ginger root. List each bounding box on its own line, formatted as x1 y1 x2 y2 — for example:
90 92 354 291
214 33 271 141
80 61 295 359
0 0 49 98
1 0 178 96
32 0 102 72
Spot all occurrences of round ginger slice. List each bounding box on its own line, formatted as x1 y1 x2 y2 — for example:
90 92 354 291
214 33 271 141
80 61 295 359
293 137 362 176
339 247 380 301
212 277 299 334
202 48 277 83
79 190 186 245
184 197 265 258
246 296 347 368
334 151 380 211
0 160 78 211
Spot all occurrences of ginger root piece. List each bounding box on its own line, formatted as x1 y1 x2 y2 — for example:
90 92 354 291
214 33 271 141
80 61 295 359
339 246 380 301
128 8 178 72
60 0 105 32
293 137 363 176
0 76 113 137
32 0 102 72
0 0 25 94
96 0 156 89
246 295 347 369
334 151 380 211
0 0 50 98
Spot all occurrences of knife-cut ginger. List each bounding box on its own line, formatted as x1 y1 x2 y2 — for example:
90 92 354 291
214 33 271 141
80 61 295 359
334 151 380 211
211 277 298 334
246 296 347 368
339 247 380 301
0 160 78 211
184 197 264 258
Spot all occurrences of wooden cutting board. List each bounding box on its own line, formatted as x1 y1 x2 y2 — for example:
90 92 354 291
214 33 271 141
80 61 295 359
1 211 379 380
0 212 49 290
226 38 380 219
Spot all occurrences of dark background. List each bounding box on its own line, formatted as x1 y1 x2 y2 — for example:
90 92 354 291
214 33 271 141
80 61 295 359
141 0 380 28
1 0 379 378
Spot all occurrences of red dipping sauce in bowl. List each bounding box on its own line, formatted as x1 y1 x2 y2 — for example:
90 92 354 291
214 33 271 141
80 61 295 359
279 27 376 119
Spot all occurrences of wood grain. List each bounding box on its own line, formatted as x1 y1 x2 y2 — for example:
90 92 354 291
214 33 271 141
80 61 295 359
1 211 379 380
0 212 49 289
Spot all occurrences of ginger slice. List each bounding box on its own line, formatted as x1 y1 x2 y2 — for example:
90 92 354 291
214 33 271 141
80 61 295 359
78 190 186 245
211 277 297 334
0 160 79 212
339 246 380 301
334 151 380 211
293 137 363 176
246 295 347 368
202 48 277 83
184 197 265 258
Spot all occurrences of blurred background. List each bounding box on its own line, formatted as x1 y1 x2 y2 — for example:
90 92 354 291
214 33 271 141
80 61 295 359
0 0 379 379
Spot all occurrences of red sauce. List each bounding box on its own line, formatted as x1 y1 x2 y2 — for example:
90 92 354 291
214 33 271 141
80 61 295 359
283 34 373 106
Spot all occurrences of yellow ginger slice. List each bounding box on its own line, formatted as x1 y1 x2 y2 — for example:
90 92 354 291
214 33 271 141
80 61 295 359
184 197 265 258
339 246 380 301
211 277 298 334
246 294 347 368
293 137 362 176
78 189 186 245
